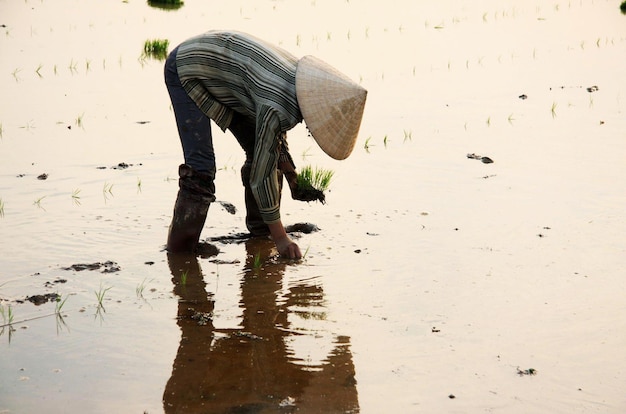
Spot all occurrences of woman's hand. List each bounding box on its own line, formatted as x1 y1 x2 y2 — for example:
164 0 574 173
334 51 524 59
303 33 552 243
274 235 302 259
268 221 302 259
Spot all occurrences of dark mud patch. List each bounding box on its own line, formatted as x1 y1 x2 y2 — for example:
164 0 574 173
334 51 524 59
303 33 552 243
285 222 320 234
43 278 67 288
217 200 237 215
291 183 327 204
208 222 320 244
96 162 143 170
517 367 538 376
195 242 220 258
62 260 120 273
15 173 49 179
25 293 60 306
467 153 494 164
209 258 241 265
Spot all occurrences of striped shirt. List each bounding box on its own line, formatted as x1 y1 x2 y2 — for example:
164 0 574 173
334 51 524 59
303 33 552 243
176 31 303 224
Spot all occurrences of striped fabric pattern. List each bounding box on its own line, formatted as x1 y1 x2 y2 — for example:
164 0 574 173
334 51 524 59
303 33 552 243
176 31 303 224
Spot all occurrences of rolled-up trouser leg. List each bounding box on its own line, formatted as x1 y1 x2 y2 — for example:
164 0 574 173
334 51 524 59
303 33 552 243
166 164 216 253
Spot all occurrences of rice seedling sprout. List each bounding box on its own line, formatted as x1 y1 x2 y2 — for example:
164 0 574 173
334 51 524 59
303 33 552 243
136 278 148 298
33 196 46 210
75 113 84 129
301 147 312 160
19 120 35 131
551 101 558 118
0 304 14 326
55 294 68 315
508 113 516 125
95 283 112 311
364 136 372 152
0 198 4 217
69 59 78 74
253 252 262 270
71 189 81 206
403 129 412 142
35 63 43 77
103 182 114 202
180 270 188 286
12 68 21 81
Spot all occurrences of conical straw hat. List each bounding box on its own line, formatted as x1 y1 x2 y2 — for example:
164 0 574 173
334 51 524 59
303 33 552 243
296 55 367 160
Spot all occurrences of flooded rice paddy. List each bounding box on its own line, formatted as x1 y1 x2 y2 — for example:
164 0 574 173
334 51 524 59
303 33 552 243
1 0 625 412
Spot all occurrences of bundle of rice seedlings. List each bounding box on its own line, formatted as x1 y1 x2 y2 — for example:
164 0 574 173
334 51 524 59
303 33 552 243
292 165 334 204
147 0 184 11
142 39 169 60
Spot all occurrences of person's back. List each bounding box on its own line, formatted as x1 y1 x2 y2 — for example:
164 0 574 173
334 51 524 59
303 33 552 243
176 30 302 132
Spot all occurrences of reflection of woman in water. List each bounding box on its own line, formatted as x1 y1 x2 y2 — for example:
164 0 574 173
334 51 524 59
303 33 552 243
164 239 359 413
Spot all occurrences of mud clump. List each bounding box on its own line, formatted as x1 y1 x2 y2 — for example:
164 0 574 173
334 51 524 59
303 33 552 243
467 153 494 164
284 222 320 234
195 243 220 258
62 261 121 273
290 183 327 204
217 201 237 215
26 293 60 306
517 367 538 376
96 162 142 170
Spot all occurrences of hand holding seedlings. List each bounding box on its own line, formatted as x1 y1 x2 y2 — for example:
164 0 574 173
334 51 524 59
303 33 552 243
284 165 333 204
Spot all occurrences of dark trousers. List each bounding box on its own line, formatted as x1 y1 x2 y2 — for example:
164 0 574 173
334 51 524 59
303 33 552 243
164 46 216 176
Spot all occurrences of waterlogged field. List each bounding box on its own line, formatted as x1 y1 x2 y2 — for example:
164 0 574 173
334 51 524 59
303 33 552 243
1 1 625 413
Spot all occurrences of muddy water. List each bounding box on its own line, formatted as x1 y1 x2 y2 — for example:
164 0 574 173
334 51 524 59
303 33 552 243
1 0 625 413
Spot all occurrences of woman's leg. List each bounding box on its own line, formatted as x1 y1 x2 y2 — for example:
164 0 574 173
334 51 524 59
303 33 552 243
164 47 216 176
164 47 215 252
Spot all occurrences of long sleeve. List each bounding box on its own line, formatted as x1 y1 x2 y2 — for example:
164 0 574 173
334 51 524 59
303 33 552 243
249 105 283 224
